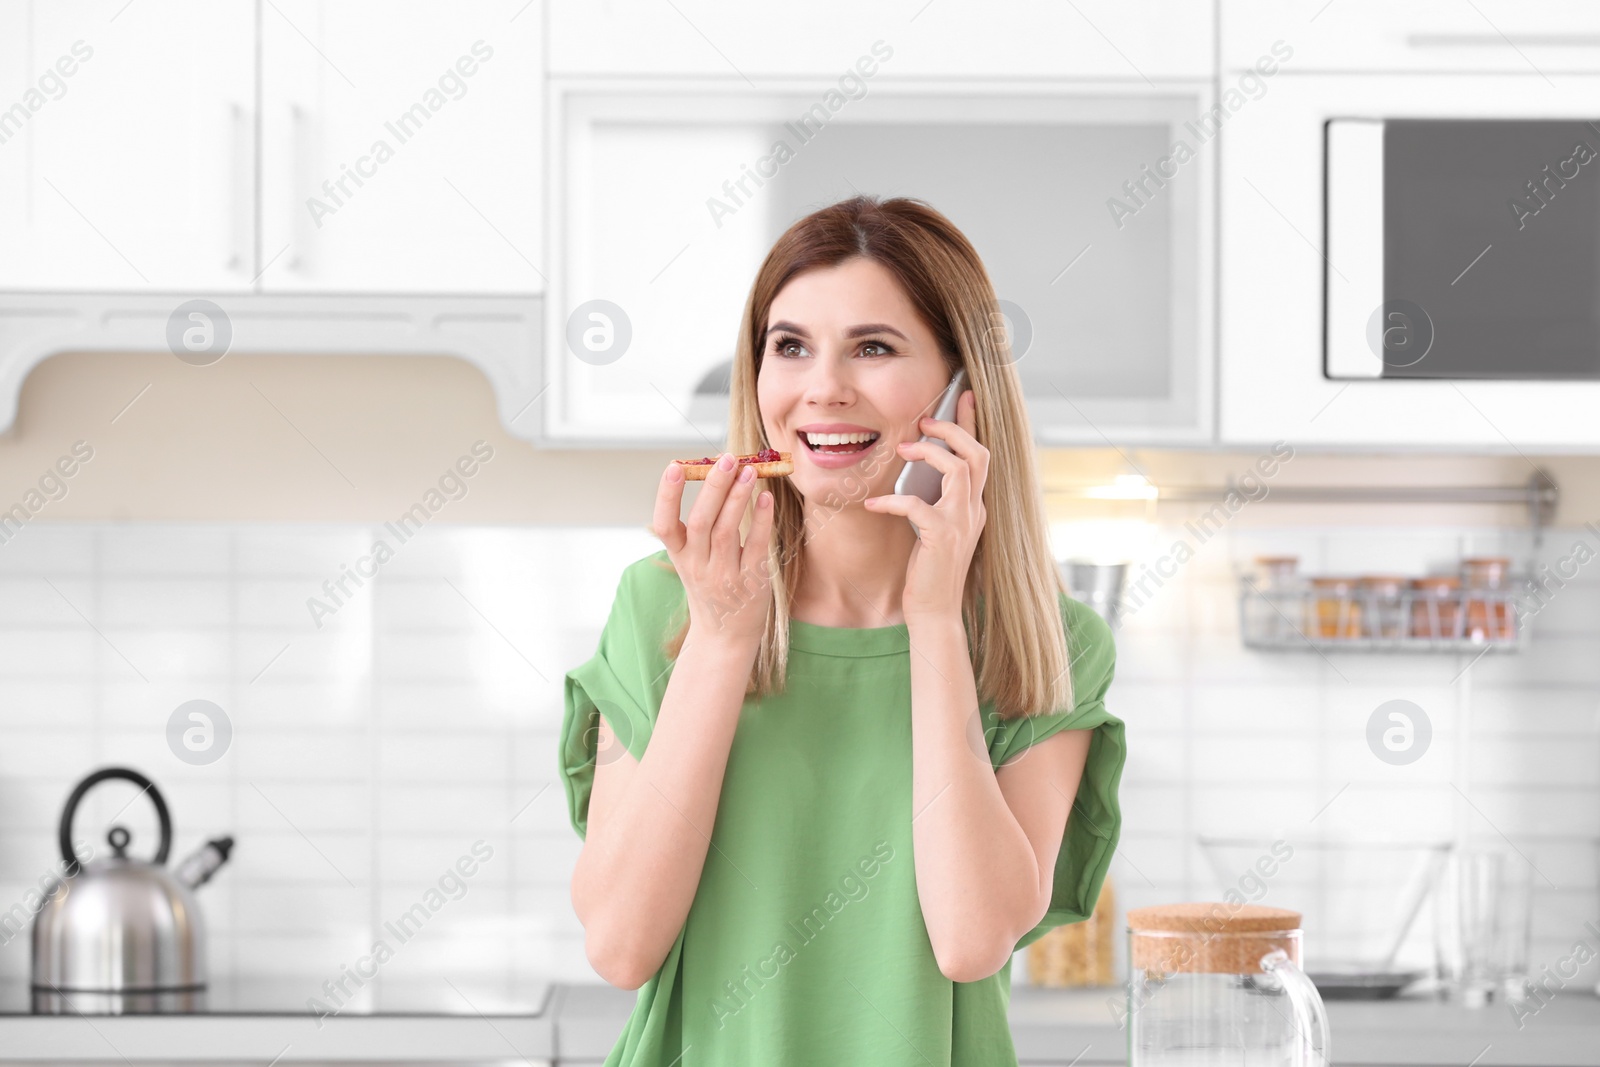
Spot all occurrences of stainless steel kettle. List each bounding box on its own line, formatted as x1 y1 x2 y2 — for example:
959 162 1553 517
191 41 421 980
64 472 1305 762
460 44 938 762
31 767 233 1014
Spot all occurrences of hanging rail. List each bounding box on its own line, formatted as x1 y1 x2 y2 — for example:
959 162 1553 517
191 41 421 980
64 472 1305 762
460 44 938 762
1045 471 1560 543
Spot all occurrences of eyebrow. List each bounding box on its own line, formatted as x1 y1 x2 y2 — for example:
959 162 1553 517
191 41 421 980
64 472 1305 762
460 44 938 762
763 320 910 344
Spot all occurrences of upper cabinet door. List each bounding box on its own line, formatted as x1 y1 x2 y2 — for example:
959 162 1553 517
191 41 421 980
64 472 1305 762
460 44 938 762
0 1 256 291
258 0 543 293
549 0 1212 79
1224 0 1600 73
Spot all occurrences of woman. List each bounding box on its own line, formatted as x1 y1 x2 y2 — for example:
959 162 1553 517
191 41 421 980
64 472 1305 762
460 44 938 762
559 195 1125 1066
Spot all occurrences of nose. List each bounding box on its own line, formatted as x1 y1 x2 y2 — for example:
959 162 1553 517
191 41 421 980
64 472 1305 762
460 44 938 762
801 351 855 408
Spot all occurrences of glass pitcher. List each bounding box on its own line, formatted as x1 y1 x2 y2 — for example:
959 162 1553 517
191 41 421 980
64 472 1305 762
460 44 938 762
1127 903 1331 1066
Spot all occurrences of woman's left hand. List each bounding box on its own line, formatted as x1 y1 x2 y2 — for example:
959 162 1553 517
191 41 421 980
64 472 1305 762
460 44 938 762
864 389 989 624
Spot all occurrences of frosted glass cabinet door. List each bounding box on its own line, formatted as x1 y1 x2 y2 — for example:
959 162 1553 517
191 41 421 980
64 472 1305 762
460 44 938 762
0 1 256 291
258 0 543 293
544 85 1212 445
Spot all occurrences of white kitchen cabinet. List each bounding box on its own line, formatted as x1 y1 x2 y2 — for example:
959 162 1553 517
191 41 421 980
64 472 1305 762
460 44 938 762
0 0 540 445
548 0 1212 80
0 0 256 291
540 0 1223 447
1219 72 1600 449
542 79 1216 447
259 0 543 293
1223 0 1600 73
0 0 541 295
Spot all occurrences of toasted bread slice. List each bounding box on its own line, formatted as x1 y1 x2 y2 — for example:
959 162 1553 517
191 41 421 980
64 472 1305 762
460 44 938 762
674 450 793 481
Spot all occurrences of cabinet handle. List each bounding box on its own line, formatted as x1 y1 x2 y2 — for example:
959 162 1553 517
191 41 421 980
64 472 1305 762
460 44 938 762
288 102 310 275
1406 33 1600 47
228 102 250 274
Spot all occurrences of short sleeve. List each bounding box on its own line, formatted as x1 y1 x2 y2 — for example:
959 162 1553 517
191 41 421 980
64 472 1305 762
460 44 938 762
559 554 680 840
987 595 1124 952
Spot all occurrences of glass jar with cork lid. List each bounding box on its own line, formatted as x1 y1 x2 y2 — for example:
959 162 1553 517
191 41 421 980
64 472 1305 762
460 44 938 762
1127 903 1330 1066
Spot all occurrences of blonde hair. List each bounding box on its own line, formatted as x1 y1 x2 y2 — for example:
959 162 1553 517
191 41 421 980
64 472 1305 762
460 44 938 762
656 195 1072 720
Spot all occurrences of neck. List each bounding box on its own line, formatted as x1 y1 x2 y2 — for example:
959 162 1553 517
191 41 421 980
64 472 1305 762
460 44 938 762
791 500 918 628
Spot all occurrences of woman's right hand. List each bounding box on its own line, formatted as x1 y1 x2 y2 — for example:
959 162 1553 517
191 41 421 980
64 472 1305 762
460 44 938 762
652 452 776 648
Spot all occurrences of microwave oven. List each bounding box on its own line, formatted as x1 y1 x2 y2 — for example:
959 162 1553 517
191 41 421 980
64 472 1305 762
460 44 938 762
1327 117 1600 381
1220 70 1600 448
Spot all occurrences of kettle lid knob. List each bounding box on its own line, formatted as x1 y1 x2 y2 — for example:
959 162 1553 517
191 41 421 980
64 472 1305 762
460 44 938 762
107 826 131 859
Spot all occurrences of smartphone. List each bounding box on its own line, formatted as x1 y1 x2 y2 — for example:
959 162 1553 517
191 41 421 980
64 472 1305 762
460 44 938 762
893 368 967 508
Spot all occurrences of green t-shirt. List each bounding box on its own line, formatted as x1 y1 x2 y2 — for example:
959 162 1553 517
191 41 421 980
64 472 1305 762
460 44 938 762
559 549 1125 1066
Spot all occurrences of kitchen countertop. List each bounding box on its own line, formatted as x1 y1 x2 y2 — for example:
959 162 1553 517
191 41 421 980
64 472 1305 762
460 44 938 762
0 977 557 1062
999 984 1600 1066
0 982 1596 1064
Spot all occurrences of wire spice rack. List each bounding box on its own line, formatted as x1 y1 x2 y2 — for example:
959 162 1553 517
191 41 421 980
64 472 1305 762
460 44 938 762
1239 575 1528 654
1050 469 1560 655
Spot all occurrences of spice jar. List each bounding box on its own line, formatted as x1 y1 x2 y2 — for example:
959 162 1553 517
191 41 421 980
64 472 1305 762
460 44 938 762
1253 556 1300 588
1410 576 1462 639
1358 575 1408 640
1251 557 1302 643
1310 577 1361 638
1461 557 1516 642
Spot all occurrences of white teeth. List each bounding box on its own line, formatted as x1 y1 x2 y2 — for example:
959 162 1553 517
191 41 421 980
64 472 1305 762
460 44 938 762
803 431 878 446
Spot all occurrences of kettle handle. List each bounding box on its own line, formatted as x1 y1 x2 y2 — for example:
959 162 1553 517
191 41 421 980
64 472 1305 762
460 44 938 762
58 767 172 873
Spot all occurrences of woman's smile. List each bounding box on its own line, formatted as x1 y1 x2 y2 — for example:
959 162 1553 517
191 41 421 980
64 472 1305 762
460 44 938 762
795 422 888 469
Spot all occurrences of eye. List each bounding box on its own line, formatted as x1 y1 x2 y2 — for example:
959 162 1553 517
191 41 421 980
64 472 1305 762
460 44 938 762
770 333 807 358
860 340 896 357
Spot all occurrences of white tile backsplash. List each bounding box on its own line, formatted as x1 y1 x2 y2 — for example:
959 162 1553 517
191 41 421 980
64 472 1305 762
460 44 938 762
1106 521 1600 984
0 520 1594 991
